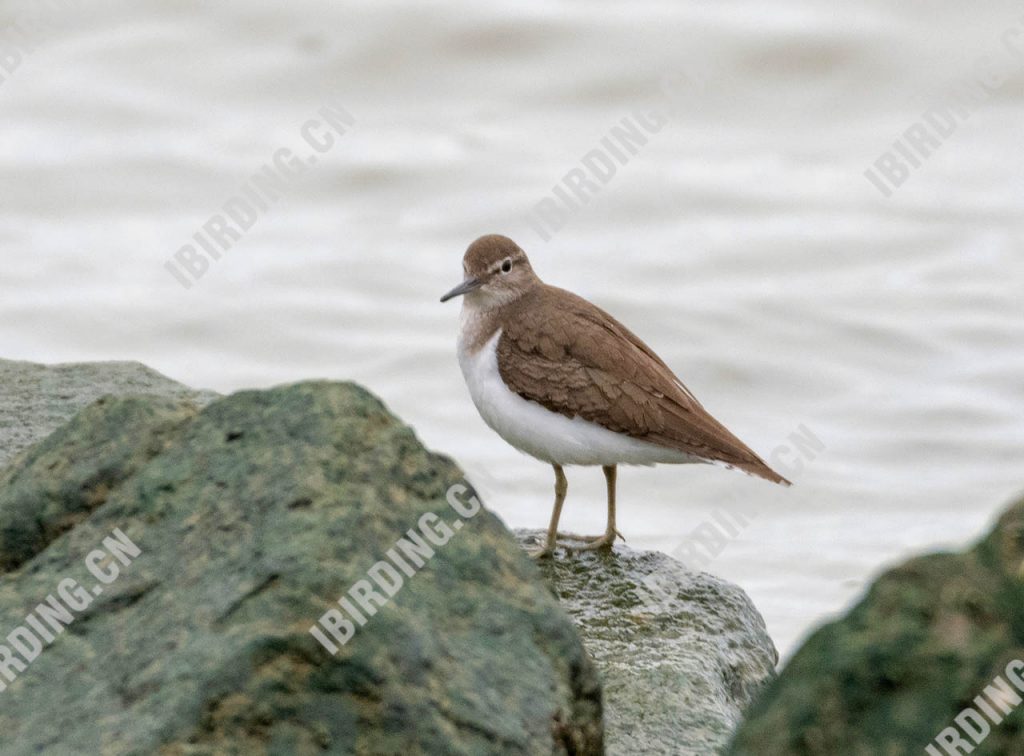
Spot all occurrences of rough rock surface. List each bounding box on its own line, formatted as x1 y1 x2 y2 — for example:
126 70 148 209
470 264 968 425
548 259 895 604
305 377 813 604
0 379 603 755
519 531 778 756
729 495 1024 756
0 357 217 469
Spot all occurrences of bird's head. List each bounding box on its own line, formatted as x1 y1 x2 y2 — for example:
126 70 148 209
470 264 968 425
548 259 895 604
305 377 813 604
440 234 540 308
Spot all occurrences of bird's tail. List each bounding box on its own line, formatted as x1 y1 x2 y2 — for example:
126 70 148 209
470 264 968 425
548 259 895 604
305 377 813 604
736 457 792 487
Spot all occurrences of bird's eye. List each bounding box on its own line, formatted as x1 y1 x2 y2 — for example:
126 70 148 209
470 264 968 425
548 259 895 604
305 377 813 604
501 259 513 274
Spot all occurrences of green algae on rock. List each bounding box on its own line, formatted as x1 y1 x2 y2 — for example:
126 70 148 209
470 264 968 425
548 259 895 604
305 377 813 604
0 380 603 755
729 495 1024 756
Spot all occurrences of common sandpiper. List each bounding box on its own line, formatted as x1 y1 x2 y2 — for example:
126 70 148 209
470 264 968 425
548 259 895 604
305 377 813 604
442 234 790 559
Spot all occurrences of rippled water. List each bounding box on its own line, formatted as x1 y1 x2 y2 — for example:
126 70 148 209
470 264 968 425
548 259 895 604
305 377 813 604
2 0 1023 656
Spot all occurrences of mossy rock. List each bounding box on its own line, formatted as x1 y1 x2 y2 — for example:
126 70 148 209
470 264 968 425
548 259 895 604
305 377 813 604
519 530 777 755
0 381 603 755
729 495 1024 756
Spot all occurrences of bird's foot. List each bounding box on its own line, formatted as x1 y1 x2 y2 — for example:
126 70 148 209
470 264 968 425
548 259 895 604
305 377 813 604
524 534 557 560
555 531 605 543
528 544 556 560
556 529 625 545
564 530 620 552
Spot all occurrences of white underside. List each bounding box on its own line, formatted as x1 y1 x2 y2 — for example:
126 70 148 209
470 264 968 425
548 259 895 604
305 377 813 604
458 329 703 467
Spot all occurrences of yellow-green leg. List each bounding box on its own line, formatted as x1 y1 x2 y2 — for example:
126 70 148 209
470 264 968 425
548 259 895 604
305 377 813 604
565 465 622 552
530 464 568 559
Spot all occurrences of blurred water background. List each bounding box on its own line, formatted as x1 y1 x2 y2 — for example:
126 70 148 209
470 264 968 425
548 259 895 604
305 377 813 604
2 0 1023 656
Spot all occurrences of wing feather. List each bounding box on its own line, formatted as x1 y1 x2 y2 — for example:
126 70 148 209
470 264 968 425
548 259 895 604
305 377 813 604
497 286 790 484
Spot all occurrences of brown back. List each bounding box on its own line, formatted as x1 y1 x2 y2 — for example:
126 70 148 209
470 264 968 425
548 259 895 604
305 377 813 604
495 284 790 484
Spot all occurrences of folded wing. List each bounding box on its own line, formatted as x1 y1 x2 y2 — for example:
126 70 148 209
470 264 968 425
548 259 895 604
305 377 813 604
497 287 790 485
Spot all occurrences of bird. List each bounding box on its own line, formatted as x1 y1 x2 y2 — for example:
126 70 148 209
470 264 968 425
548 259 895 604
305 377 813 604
441 234 790 559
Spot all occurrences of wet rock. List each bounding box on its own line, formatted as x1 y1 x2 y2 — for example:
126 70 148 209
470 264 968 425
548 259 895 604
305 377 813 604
519 531 778 756
729 495 1024 756
0 380 603 755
